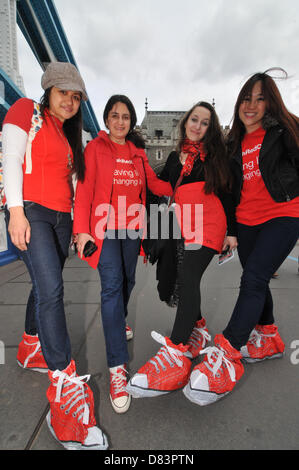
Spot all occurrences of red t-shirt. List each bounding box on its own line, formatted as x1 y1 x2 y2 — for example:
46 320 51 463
3 97 74 212
236 126 299 225
106 141 143 229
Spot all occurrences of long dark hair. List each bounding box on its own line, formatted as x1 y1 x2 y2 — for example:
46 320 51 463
40 88 85 182
177 101 231 194
227 68 299 155
103 94 145 149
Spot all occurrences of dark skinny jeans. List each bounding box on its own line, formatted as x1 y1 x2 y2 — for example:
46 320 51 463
6 202 72 371
223 217 299 350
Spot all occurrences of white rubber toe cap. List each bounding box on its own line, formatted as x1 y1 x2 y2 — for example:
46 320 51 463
190 369 210 392
110 394 131 413
84 426 109 448
130 373 148 388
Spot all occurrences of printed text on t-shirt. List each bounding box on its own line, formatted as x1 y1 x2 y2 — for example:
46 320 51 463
113 158 142 186
242 145 261 181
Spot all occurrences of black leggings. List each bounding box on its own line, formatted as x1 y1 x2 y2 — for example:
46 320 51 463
170 246 216 345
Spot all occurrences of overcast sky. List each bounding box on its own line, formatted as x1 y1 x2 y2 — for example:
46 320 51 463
16 0 299 130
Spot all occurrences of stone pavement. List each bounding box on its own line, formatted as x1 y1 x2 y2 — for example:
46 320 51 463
0 243 298 451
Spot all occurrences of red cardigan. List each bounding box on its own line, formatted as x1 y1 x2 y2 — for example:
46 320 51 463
73 131 173 268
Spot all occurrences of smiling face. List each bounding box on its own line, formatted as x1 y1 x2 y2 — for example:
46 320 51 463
105 102 131 144
184 105 211 142
239 81 266 133
48 87 81 122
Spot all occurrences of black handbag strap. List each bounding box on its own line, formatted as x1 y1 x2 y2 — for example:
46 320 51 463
168 172 184 207
141 155 184 210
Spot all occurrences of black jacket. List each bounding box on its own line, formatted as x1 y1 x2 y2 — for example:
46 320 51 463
159 151 236 235
230 126 299 206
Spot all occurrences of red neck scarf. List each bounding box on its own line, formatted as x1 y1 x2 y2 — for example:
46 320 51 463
181 139 206 176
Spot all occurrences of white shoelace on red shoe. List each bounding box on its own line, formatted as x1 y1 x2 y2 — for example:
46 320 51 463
200 345 237 383
52 369 91 425
110 366 127 396
247 329 276 349
148 331 185 374
188 326 211 350
23 338 41 368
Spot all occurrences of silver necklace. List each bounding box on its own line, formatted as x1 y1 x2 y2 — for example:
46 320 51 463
50 114 73 170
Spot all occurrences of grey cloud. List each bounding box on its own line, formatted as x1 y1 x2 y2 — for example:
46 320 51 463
15 0 299 128
192 0 299 82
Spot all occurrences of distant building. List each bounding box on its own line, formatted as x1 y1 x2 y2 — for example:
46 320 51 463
139 99 230 173
138 101 185 173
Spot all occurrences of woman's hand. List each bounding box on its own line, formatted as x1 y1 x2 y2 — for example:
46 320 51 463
8 206 31 251
76 232 95 258
222 235 238 252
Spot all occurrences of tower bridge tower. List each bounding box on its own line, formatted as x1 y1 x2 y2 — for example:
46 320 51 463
0 0 25 94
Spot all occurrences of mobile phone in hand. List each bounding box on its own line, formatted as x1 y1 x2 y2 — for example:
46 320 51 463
218 247 234 265
83 240 98 257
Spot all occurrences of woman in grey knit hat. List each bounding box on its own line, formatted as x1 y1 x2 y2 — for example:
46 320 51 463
2 61 108 450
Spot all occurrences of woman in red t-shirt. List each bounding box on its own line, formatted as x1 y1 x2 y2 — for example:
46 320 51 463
74 94 172 414
183 68 299 407
126 101 237 399
3 62 108 450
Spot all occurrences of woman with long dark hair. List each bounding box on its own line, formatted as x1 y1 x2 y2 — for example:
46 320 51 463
2 62 108 450
184 69 299 407
73 94 172 414
127 101 237 398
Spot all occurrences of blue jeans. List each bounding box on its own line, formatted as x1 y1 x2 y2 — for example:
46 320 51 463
98 230 141 368
223 217 299 350
6 202 72 371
